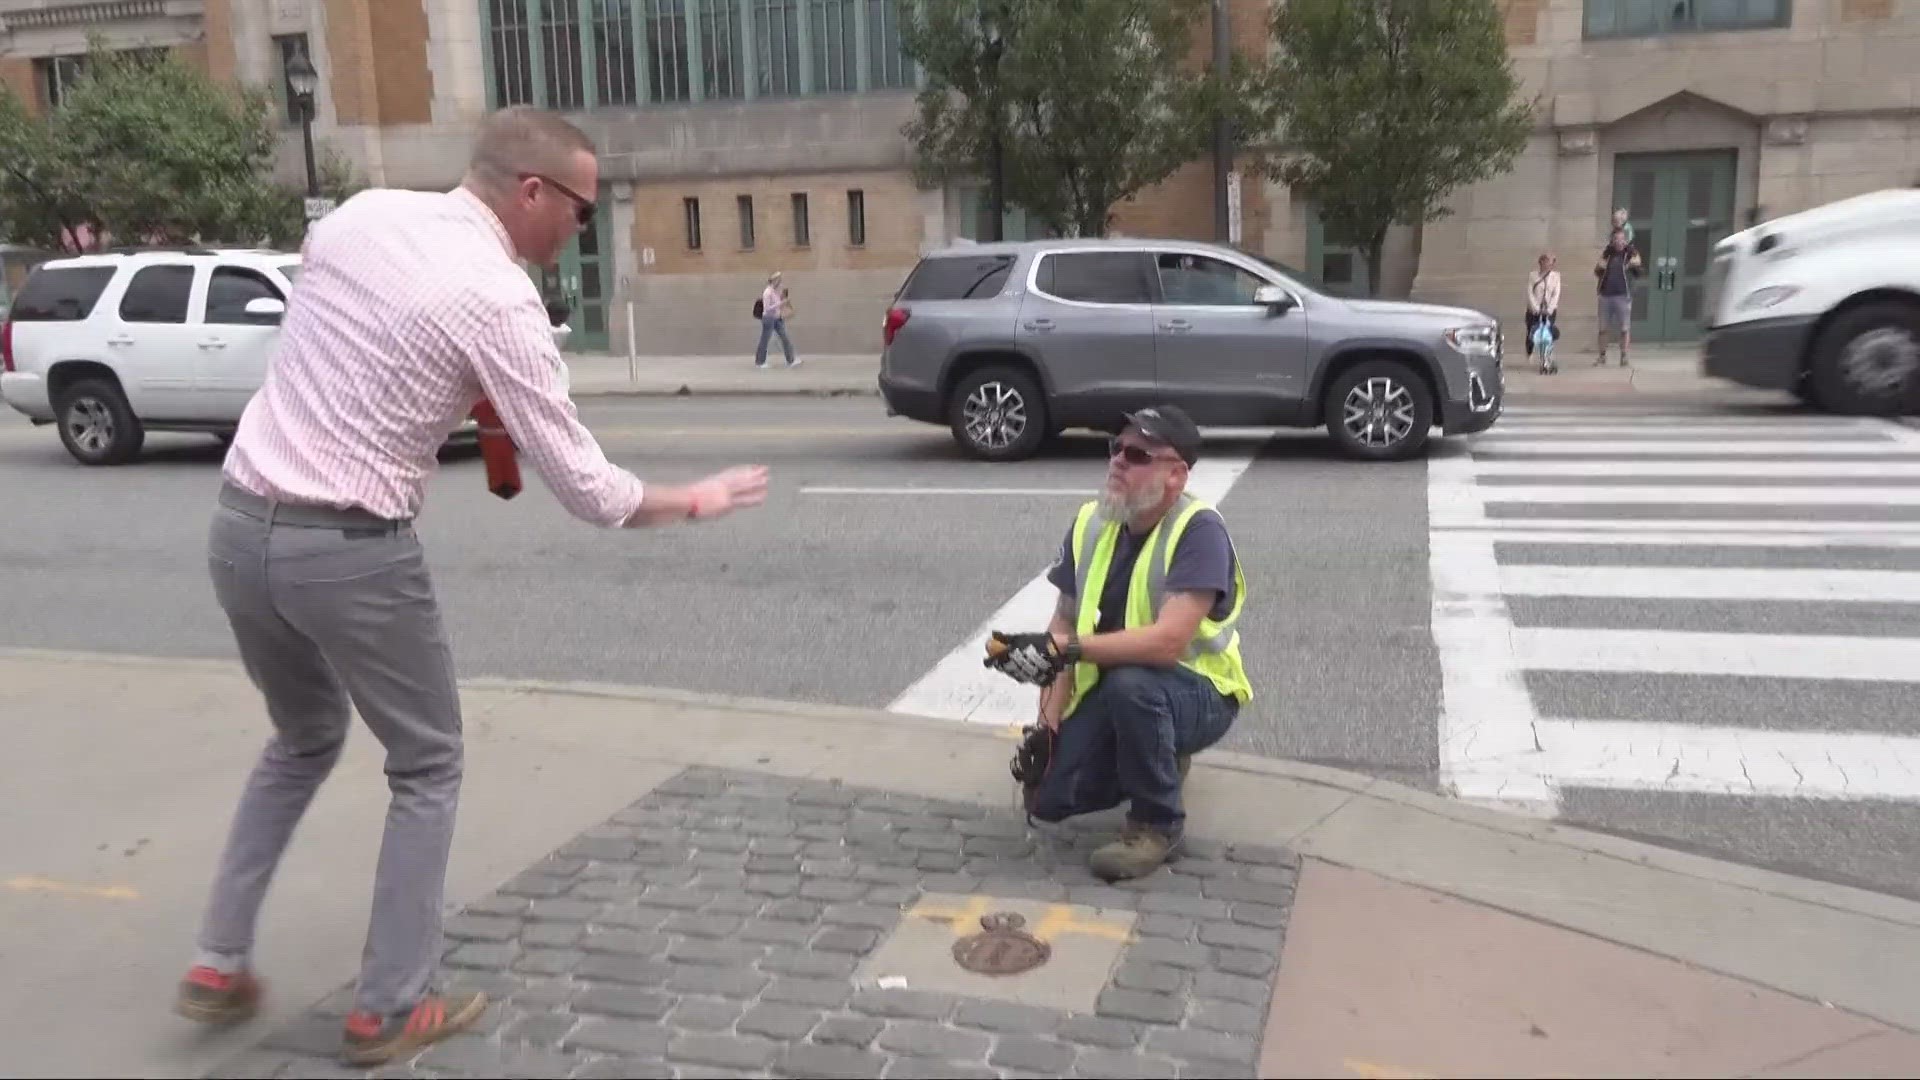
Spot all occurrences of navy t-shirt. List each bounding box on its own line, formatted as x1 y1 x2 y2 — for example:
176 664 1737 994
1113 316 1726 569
1046 510 1238 633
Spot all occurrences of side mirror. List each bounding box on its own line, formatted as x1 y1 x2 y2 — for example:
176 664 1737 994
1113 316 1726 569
1253 285 1295 313
243 296 287 322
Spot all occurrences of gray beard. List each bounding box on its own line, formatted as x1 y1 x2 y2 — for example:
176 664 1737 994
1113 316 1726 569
1098 488 1156 523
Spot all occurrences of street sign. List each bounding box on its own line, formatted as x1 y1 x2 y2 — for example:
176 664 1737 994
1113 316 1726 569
1227 173 1242 245
304 197 336 222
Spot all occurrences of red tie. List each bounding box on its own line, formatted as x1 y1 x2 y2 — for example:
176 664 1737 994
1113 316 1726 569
470 399 521 500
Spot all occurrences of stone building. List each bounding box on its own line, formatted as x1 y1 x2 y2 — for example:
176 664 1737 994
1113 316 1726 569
1 0 1917 356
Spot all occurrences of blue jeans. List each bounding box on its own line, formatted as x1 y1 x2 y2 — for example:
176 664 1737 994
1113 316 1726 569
755 315 795 366
1028 664 1238 835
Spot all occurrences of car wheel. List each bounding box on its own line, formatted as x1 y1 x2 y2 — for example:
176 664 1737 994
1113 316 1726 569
1808 301 1920 416
54 378 145 466
947 365 1048 462
1324 359 1434 461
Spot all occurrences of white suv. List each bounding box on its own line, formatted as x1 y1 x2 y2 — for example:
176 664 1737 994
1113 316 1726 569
1 247 572 465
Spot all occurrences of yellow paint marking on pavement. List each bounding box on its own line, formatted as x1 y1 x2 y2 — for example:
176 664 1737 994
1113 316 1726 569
1029 903 1133 943
907 896 1132 943
1343 1059 1435 1080
4 875 139 901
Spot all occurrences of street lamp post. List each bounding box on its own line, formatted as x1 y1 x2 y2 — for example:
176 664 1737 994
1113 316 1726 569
287 53 320 198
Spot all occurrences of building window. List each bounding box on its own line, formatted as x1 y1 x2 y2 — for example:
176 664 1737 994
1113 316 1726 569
738 195 756 248
272 34 310 126
847 189 865 246
1584 0 1789 38
35 55 86 111
482 0 913 109
866 0 910 89
486 0 535 105
791 193 810 246
811 0 858 92
684 197 703 249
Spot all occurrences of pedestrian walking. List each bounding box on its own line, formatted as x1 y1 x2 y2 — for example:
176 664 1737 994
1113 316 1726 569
1525 251 1561 373
174 105 769 1066
755 270 800 368
1594 226 1642 366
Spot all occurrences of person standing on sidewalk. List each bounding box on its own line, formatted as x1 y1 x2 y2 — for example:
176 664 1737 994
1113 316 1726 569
1594 226 1642 366
174 105 769 1066
755 270 800 368
1525 251 1562 373
983 406 1251 882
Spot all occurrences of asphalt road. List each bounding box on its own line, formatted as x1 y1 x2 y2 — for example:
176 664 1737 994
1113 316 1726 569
1 393 1914 900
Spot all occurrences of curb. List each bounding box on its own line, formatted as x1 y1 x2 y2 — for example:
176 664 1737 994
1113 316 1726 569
572 385 879 399
9 647 1911 932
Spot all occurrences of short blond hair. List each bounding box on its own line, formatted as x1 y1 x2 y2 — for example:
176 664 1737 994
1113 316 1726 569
465 106 595 193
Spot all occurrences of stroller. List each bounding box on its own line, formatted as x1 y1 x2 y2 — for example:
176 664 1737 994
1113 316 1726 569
1529 314 1558 374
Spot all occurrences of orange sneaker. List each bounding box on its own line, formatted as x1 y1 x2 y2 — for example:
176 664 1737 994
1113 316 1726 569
340 991 488 1066
173 965 262 1023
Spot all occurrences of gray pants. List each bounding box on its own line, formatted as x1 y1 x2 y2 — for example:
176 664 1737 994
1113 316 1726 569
197 483 463 1015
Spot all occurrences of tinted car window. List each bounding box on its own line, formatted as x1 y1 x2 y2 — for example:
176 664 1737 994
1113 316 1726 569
205 267 284 324
118 265 196 324
10 266 115 321
1156 253 1267 305
899 255 1015 301
1036 252 1150 304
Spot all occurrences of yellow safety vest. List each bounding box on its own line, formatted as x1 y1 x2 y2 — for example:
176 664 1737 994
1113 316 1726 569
1062 493 1252 718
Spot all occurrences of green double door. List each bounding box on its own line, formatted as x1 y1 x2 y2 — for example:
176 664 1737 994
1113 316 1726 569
530 185 613 351
1612 151 1737 345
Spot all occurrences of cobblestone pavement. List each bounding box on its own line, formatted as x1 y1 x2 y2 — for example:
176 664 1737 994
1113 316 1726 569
206 766 1298 1080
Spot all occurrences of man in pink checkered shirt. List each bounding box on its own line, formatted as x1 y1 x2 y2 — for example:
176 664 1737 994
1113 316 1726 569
173 106 769 1066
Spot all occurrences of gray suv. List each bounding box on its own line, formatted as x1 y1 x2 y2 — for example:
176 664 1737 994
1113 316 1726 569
877 238 1504 461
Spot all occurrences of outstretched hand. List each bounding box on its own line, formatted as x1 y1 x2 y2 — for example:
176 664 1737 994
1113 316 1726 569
689 465 770 519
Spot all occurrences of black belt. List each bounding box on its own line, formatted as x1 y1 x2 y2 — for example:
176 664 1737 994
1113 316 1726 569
218 482 410 536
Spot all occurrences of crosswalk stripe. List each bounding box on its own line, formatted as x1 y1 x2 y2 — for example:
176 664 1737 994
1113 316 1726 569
1511 626 1920 681
1469 460 1920 478
1463 528 1920 547
1534 719 1920 800
1500 565 1920 602
1471 441 1899 456
1435 518 1920 534
1479 485 1920 505
1489 423 1879 438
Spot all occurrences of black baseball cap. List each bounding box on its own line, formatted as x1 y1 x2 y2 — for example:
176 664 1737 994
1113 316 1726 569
1123 405 1202 465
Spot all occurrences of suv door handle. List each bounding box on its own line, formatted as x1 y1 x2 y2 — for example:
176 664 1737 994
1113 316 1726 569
1023 318 1055 333
1162 319 1192 332
199 338 227 349
108 335 134 346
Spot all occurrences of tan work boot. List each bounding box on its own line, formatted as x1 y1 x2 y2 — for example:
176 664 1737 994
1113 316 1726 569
1089 821 1177 882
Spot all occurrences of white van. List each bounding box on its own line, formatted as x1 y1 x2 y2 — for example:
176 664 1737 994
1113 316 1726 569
1702 188 1920 414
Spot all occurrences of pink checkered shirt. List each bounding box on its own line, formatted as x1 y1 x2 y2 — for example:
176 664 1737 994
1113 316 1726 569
223 186 645 526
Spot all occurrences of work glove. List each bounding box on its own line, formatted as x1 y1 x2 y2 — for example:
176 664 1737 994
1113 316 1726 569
984 631 1069 687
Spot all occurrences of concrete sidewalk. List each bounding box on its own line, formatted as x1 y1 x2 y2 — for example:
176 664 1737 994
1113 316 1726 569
564 353 879 398
2 648 1916 1079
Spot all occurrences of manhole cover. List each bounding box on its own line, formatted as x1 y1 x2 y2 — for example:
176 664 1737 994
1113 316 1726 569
952 912 1051 976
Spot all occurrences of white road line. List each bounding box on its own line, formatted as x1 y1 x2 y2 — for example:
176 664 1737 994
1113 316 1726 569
1536 719 1920 801
1479 484 1920 505
801 486 1090 496
1512 627 1920 682
1428 457 1554 811
1470 459 1920 478
1467 529 1920 548
1468 440 1899 456
887 453 1259 727
1435 518 1920 534
1500 565 1920 603
1490 423 1880 438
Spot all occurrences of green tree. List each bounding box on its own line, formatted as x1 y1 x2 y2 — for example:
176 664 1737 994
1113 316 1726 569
1260 0 1534 295
901 0 1268 239
0 42 358 252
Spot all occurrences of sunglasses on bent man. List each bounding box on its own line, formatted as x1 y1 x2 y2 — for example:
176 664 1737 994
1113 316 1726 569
1109 437 1179 466
523 172 596 228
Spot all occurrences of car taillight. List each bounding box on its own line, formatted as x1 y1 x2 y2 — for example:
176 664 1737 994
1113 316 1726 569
883 306 910 348
1 319 13 373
